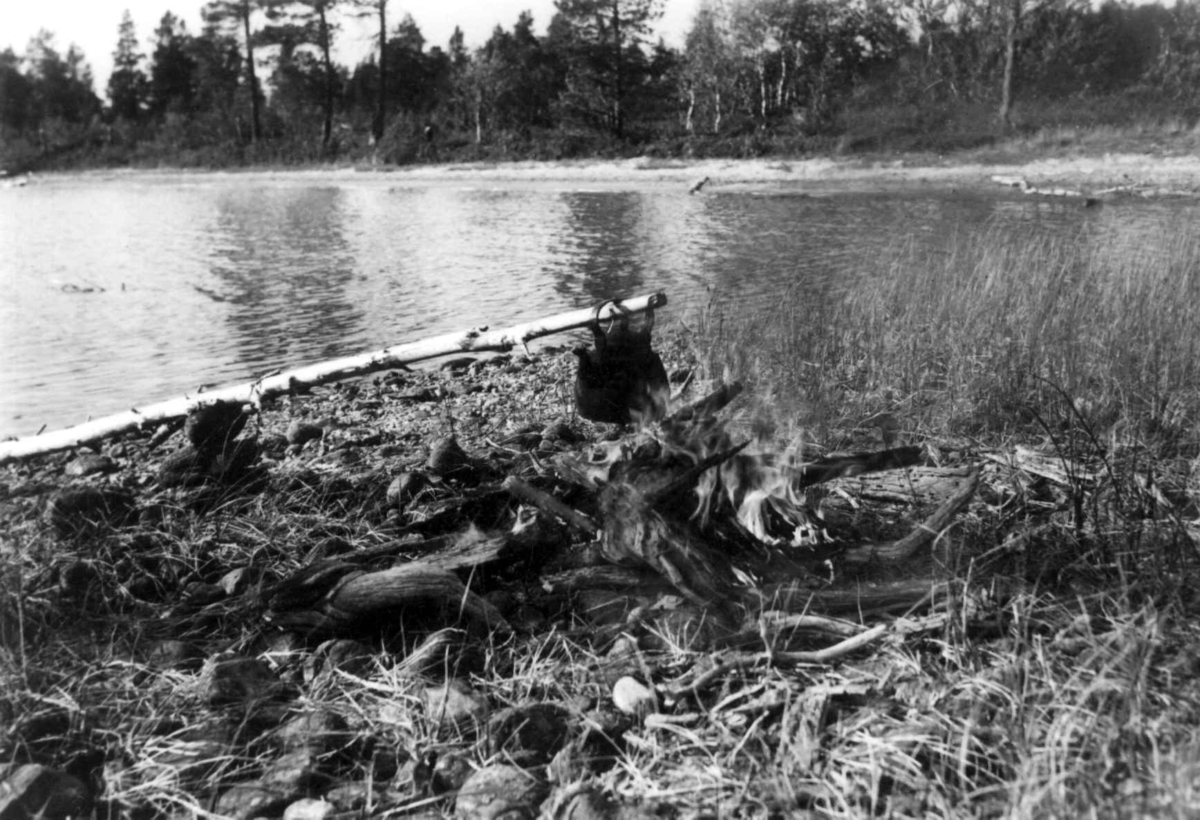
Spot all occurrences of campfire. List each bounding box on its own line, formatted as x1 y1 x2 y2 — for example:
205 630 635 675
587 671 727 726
254 299 980 653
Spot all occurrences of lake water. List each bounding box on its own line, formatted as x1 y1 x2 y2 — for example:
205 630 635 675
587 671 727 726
0 171 1192 439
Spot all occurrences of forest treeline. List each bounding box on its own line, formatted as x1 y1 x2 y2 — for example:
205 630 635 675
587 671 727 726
3 0 1200 172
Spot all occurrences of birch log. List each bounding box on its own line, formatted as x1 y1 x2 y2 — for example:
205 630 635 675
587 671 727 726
0 292 668 464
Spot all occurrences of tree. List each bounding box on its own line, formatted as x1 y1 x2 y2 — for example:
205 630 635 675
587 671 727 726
683 0 736 133
549 0 664 137
349 0 388 142
202 0 264 141
108 10 148 121
24 31 101 127
148 12 197 118
471 12 563 139
0 48 33 135
260 0 341 145
189 23 244 135
998 0 1020 126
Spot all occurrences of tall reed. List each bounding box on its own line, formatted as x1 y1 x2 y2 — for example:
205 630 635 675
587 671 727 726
697 215 1200 456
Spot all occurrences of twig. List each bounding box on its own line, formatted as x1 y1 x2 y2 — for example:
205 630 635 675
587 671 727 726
502 476 598 535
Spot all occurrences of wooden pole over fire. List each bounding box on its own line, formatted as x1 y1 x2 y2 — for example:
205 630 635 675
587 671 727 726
0 292 668 464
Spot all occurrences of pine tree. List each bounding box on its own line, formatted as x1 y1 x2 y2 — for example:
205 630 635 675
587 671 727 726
349 0 388 143
202 0 263 142
108 10 148 121
148 13 197 118
261 0 341 145
550 0 663 138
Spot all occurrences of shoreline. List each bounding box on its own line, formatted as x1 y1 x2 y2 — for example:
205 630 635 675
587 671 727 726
40 151 1200 194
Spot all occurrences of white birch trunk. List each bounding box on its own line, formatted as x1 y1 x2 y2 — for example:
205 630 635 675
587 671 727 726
0 292 668 463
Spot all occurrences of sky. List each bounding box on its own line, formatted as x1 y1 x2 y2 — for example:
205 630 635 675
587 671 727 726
5 0 699 98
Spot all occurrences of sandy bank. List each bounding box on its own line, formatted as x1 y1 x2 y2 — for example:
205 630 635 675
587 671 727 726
54 151 1200 195
361 152 1200 194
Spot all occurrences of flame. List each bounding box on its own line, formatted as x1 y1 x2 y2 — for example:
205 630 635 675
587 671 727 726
661 412 826 550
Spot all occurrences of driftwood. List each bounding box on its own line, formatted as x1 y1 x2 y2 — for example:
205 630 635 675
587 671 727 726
828 464 977 506
0 292 668 464
840 467 981 565
267 563 511 636
503 476 598 535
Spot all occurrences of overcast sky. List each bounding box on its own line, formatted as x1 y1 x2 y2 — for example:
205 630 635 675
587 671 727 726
6 1 698 97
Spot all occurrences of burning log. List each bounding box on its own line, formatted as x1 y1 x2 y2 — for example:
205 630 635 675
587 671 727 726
595 440 752 615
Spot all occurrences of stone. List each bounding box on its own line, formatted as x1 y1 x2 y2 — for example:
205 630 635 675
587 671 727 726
260 747 332 794
0 763 91 820
213 783 290 820
205 656 283 708
424 679 488 732
386 471 426 509
272 709 351 754
183 581 225 605
540 420 581 444
219 567 252 596
431 750 474 794
282 798 336 820
63 453 116 477
286 420 325 447
309 639 374 678
558 787 618 820
57 560 99 598
44 486 134 537
454 765 548 820
487 703 572 765
611 677 657 718
426 436 471 477
209 439 262 484
157 446 207 487
146 639 204 672
440 357 477 372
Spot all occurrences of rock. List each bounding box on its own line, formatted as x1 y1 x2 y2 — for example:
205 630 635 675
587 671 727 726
157 446 207 488
309 639 374 678
487 703 572 765
283 798 336 820
426 436 470 477
63 453 116 477
205 656 283 708
611 677 657 718
482 590 516 617
209 439 262 484
396 387 439 403
287 420 325 447
540 420 581 444
186 400 250 454
386 471 426 510
455 765 548 820
183 581 225 605
261 747 333 794
44 486 134 537
272 709 351 754
219 567 252 596
324 781 404 812
431 750 474 794
440 357 477 372
424 679 489 731
146 639 204 672
213 783 290 820
0 764 91 820
57 560 99 598
557 787 618 820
